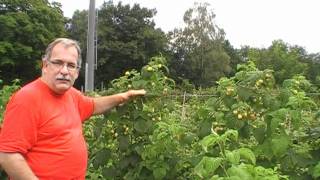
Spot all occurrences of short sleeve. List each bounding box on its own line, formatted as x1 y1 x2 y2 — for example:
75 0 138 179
0 98 38 154
71 88 94 122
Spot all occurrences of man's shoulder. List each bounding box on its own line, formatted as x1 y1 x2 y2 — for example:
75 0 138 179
68 87 86 98
10 79 43 103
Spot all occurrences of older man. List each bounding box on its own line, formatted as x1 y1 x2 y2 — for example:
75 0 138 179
0 38 146 179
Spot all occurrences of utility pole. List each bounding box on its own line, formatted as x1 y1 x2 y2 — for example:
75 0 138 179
85 0 95 91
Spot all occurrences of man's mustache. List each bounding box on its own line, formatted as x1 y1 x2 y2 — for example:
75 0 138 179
56 77 71 81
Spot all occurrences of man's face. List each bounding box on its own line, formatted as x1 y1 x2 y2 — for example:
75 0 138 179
42 43 79 94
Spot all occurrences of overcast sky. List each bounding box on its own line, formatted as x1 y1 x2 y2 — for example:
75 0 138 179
51 0 320 54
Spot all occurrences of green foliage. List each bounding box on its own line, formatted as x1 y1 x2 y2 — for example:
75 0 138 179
0 79 20 179
0 0 66 84
222 40 244 77
0 79 20 124
247 40 309 84
200 130 238 152
168 2 231 87
67 1 168 88
226 164 286 180
194 130 284 180
95 2 168 87
212 61 319 178
65 9 88 88
304 53 320 86
194 157 223 178
1 55 320 179
312 162 320 178
85 56 303 179
85 56 192 179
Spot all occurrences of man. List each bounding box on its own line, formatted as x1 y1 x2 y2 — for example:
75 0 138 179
0 38 146 179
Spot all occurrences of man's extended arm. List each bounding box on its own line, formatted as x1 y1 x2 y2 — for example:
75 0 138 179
93 89 146 115
0 152 38 180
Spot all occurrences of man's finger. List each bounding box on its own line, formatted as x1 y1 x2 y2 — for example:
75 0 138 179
129 89 146 96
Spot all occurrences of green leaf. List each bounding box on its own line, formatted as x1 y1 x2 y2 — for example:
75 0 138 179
312 162 320 178
237 86 253 101
106 111 121 121
93 148 111 168
134 118 152 134
118 135 130 151
102 167 117 178
200 134 219 152
289 110 301 129
132 80 147 89
194 157 223 179
254 166 279 179
256 142 273 160
271 134 290 157
226 150 240 165
153 166 167 180
116 105 129 116
221 129 238 143
133 109 148 120
238 148 256 165
208 175 221 180
227 165 253 180
224 176 242 180
270 117 282 134
262 95 280 110
141 69 153 79
198 120 212 138
93 118 105 138
253 127 266 144
181 133 197 145
223 96 237 107
119 157 130 169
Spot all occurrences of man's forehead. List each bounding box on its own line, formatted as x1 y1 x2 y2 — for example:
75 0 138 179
53 43 77 51
51 43 79 59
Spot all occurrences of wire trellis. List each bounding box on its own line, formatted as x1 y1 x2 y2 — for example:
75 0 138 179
145 90 320 121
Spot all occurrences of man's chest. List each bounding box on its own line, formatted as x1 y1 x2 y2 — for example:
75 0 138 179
36 95 82 142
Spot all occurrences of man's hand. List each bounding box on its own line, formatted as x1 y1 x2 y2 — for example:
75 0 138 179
93 89 146 115
118 89 146 105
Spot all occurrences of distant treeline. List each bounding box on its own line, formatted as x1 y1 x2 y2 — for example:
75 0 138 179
1 0 319 88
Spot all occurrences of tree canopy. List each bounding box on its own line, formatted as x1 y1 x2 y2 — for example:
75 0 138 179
0 0 66 84
168 3 232 87
68 1 168 89
246 40 309 84
1 0 320 90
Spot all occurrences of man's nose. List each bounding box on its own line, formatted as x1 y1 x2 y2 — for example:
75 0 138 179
60 64 69 74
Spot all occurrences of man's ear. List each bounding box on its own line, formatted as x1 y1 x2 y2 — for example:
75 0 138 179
42 59 47 65
74 70 79 79
41 60 49 72
41 60 45 68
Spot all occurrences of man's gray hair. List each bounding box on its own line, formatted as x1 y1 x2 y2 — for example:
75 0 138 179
42 38 82 68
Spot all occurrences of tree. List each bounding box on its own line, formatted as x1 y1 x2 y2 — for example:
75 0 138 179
168 2 231 87
66 9 88 89
222 40 244 77
0 0 66 85
67 1 168 89
96 2 168 88
247 40 309 84
303 53 320 86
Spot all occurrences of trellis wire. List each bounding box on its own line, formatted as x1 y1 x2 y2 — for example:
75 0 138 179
145 90 320 121
145 92 320 98
146 93 218 98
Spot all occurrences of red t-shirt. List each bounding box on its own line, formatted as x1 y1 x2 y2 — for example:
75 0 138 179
0 78 94 179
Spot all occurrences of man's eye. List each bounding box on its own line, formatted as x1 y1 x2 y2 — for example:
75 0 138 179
52 61 63 65
67 64 77 69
